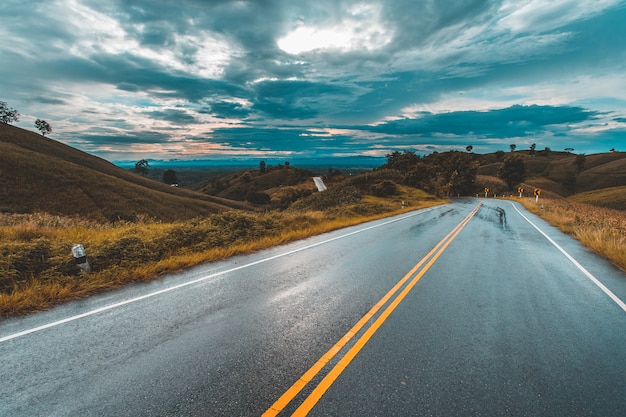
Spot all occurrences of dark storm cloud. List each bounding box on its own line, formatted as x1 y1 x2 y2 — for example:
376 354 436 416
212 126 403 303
30 96 68 105
200 101 251 119
81 130 171 145
146 109 198 124
207 126 368 155
368 105 600 137
2 0 625 158
251 79 356 119
44 54 248 103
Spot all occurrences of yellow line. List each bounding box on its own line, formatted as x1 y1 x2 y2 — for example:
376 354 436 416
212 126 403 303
262 203 481 417
292 203 480 416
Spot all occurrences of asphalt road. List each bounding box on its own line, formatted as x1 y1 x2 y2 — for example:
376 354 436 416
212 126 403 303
1 199 625 417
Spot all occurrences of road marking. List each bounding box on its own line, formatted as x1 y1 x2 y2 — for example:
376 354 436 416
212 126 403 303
263 202 482 417
511 202 626 313
0 207 441 344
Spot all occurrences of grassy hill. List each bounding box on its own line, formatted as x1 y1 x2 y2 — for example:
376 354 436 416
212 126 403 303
476 150 626 209
569 186 626 211
0 124 250 222
199 164 330 210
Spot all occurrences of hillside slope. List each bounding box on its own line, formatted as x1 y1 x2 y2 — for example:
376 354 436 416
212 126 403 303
0 124 249 221
569 186 626 211
476 151 626 200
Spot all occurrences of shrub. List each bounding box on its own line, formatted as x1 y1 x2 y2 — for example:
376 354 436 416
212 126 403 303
371 180 398 197
246 191 271 205
0 239 53 291
289 186 362 211
91 236 159 270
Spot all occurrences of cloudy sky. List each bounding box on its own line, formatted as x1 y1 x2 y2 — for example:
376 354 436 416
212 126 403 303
1 0 625 162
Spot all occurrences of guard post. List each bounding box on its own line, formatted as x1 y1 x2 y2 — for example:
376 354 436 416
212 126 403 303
72 244 91 274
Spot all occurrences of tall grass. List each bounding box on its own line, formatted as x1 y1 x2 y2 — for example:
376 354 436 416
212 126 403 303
519 198 626 273
0 192 443 317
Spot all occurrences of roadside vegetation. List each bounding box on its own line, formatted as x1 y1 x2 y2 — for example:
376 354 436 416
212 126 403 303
518 197 626 273
0 185 442 317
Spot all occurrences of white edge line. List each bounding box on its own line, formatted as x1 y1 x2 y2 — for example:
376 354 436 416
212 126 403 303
511 202 626 313
0 206 440 344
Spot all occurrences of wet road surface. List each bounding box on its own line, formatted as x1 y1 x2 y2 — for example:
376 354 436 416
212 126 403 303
1 199 625 416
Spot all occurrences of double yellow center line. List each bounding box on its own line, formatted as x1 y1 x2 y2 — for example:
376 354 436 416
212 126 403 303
263 202 482 417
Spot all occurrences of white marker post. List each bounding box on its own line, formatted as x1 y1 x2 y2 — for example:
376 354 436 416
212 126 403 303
313 177 327 192
72 244 91 274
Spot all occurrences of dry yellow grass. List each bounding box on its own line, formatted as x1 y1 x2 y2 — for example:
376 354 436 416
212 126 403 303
0 194 445 317
518 197 626 273
569 185 626 211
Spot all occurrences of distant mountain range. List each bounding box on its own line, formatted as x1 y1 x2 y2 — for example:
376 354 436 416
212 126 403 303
113 155 386 170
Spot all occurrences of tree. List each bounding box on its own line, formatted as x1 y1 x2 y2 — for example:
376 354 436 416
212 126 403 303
259 160 266 173
163 169 178 185
436 152 479 196
530 143 536 156
509 144 516 152
564 147 574 153
384 150 420 172
35 119 52 136
466 145 473 153
0 101 20 124
134 159 150 176
498 154 526 190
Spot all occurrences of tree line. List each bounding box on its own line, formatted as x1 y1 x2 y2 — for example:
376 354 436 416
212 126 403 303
380 149 531 196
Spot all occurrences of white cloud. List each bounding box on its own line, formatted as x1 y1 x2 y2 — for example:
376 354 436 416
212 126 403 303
277 3 392 54
497 0 622 33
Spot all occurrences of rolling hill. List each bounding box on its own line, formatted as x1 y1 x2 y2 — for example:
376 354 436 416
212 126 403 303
476 150 626 209
0 124 250 222
2 122 624 220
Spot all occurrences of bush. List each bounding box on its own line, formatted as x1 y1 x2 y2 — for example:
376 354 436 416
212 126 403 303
246 191 271 205
289 186 362 211
371 180 398 197
91 236 159 270
0 239 53 291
